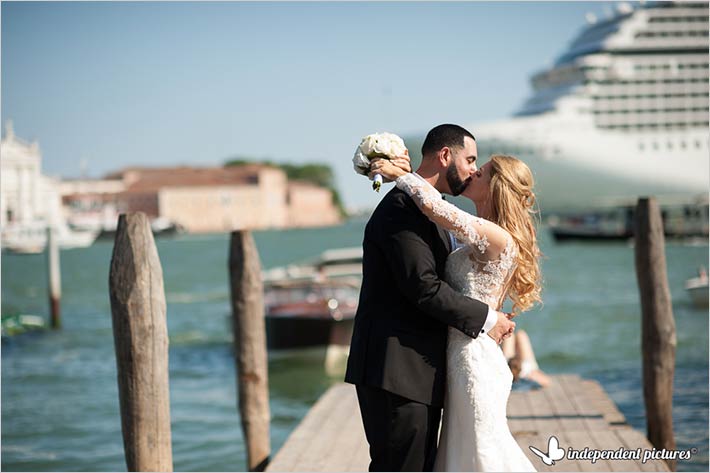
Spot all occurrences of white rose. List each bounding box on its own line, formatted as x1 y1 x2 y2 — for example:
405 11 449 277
352 132 408 192
358 135 379 156
359 132 406 159
378 132 406 158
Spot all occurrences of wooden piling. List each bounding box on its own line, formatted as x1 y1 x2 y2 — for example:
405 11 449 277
229 230 271 472
634 197 677 471
46 226 61 329
109 213 173 472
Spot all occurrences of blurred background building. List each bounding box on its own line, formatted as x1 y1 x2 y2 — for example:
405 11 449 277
1 124 342 252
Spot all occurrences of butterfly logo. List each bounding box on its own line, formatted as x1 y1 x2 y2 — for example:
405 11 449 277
529 436 565 466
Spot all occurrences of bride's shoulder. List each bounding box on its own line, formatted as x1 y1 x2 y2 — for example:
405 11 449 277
471 217 515 255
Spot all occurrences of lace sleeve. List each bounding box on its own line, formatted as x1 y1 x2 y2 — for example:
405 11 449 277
395 173 509 255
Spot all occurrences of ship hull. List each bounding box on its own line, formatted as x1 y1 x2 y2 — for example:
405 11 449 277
472 115 708 211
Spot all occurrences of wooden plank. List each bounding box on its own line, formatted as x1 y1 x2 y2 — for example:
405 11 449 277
558 375 611 433
347 429 370 472
558 375 599 417
563 429 612 472
296 384 352 470
268 376 669 473
614 428 670 472
581 380 627 425
542 378 589 432
523 433 558 472
312 387 364 471
267 384 345 471
544 378 579 415
586 427 640 472
338 404 368 472
526 384 563 440
555 431 584 471
508 391 538 436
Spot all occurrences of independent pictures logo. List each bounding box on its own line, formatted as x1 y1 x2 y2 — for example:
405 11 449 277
529 436 698 466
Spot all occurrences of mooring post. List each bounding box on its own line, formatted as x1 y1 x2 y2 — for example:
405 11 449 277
634 197 677 471
46 226 61 329
109 212 173 472
229 230 271 471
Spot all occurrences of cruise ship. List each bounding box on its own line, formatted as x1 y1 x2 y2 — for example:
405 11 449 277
470 1 709 211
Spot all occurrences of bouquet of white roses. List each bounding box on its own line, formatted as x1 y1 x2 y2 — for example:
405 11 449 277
352 132 408 192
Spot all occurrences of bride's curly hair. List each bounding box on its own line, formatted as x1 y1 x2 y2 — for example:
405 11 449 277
488 155 542 314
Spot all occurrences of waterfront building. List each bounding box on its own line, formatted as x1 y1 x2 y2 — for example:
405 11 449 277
0 121 45 228
1 122 98 252
91 165 342 233
286 181 343 228
59 178 126 231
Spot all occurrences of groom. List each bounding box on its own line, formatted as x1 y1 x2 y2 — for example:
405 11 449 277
344 124 516 472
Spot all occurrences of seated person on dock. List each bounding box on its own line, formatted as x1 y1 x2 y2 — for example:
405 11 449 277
502 329 551 388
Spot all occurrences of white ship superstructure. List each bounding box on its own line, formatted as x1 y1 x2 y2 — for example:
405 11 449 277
472 1 709 210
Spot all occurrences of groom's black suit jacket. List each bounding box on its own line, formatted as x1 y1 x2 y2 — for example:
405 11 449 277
344 187 489 407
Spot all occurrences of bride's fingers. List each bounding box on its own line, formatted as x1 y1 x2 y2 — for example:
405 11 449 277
392 158 410 169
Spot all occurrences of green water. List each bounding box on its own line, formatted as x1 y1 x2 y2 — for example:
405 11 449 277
2 220 708 471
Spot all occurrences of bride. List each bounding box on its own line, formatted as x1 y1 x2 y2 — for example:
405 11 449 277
371 153 542 472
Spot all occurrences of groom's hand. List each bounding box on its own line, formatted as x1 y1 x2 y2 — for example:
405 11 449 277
487 311 516 344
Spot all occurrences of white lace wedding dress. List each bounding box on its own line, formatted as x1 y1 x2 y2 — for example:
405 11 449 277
396 173 536 472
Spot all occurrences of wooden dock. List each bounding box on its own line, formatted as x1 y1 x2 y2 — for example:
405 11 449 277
267 375 669 472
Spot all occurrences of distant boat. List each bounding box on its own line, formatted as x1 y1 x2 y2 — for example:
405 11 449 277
1 221 98 254
264 279 359 350
94 217 185 240
685 267 709 309
549 202 709 243
1 314 45 337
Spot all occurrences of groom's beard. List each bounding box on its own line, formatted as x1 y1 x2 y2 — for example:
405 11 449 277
446 164 471 196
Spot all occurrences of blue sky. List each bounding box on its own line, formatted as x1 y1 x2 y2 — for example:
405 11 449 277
2 1 618 210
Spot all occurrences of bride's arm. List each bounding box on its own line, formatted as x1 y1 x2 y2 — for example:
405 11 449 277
394 173 511 255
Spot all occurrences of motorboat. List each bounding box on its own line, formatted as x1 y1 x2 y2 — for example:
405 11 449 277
258 247 363 349
263 278 359 350
262 246 363 284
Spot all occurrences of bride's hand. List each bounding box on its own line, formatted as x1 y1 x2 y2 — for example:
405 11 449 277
369 154 410 182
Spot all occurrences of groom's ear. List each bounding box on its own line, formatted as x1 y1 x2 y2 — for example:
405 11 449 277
438 147 451 167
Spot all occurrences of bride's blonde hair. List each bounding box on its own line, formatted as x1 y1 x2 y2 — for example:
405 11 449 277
488 155 542 314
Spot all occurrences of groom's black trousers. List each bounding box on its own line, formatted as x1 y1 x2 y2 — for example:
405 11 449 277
356 385 441 472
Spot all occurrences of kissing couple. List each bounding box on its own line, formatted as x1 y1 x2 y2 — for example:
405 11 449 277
345 124 542 472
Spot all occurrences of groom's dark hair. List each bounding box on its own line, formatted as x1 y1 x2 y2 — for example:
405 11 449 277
421 124 475 159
